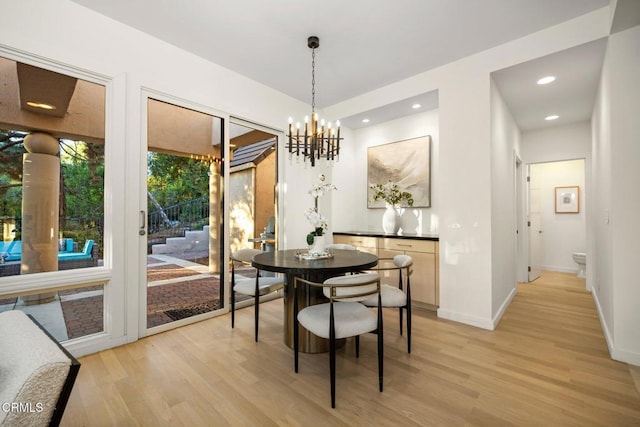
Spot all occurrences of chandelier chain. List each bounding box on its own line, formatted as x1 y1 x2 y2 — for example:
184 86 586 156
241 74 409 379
311 47 316 114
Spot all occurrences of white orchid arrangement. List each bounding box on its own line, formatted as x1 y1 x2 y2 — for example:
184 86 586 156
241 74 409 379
305 174 336 245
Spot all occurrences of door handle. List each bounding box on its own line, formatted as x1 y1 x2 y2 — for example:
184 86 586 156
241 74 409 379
139 210 146 236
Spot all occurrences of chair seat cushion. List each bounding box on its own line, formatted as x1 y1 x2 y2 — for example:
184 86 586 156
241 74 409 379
298 302 377 339
233 277 284 296
362 284 406 307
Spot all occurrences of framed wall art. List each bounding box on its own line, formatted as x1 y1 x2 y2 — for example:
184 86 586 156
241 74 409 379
555 186 579 213
367 136 431 208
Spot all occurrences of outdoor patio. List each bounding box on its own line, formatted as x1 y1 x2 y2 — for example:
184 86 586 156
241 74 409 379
0 253 235 341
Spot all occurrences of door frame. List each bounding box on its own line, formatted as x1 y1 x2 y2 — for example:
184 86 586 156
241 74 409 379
138 88 230 338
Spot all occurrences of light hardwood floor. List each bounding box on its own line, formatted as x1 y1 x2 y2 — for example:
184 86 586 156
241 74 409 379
62 271 640 426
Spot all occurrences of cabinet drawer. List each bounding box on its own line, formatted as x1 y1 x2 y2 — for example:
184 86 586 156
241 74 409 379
334 235 378 249
380 238 435 253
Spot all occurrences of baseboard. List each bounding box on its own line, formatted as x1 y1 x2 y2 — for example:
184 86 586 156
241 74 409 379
64 333 128 358
437 307 494 330
592 290 640 367
492 287 517 329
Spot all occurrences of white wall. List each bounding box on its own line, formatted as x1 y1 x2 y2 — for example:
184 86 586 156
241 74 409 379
521 122 592 164
529 160 586 273
592 24 640 366
489 79 521 325
332 110 440 236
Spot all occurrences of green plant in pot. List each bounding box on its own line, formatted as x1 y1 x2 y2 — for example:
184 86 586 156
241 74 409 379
369 180 414 234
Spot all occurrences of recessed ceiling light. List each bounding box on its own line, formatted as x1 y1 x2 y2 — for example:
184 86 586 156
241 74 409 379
537 76 556 85
545 115 559 121
26 101 55 110
362 118 370 123
412 103 421 109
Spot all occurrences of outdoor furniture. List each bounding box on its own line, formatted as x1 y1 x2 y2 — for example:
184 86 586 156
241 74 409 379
0 310 80 427
0 239 93 262
0 239 97 277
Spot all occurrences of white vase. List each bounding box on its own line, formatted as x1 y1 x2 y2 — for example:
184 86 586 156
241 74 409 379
308 235 326 255
382 205 400 234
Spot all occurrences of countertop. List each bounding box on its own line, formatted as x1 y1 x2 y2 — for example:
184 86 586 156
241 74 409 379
334 231 439 241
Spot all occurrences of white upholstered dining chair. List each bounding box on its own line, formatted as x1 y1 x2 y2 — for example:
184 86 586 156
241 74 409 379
230 248 285 342
362 254 413 353
293 272 383 408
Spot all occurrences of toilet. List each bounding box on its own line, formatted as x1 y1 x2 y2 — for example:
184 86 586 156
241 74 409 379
572 252 586 278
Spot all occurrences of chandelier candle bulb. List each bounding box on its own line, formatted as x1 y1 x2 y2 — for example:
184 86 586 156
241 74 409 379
288 117 293 153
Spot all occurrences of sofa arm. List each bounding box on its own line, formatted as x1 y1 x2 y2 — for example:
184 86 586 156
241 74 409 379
0 310 80 426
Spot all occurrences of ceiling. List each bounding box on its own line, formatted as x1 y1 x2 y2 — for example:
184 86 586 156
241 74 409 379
70 0 609 131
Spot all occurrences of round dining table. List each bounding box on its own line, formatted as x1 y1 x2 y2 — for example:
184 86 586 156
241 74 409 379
252 248 378 353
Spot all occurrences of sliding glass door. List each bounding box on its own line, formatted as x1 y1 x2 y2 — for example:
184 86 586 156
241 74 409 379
144 97 225 332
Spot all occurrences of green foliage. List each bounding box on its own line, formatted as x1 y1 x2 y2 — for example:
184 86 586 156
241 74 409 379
61 140 105 222
369 180 414 207
0 130 27 222
147 152 210 207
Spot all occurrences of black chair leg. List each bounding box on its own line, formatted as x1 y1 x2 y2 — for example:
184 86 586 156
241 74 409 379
378 296 384 392
406 275 412 353
355 335 360 358
399 307 404 336
254 292 259 342
294 284 299 373
407 304 412 354
231 290 235 328
330 303 336 409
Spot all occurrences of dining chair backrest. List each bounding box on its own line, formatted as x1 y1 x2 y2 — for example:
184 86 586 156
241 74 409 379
322 272 380 302
232 248 262 264
393 254 412 269
393 254 413 280
325 243 357 251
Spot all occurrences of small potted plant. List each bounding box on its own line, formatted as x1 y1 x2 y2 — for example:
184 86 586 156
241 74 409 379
369 180 414 233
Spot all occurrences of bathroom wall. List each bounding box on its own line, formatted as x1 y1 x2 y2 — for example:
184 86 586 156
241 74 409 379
529 159 586 273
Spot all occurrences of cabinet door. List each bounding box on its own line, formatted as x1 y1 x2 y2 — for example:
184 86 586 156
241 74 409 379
406 250 437 306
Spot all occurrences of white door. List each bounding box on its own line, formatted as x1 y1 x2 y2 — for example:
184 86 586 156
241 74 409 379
528 166 543 282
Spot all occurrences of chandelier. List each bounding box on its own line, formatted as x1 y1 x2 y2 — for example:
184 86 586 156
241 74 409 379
287 36 342 167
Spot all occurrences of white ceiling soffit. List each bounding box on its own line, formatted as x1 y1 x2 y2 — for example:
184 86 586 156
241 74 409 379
70 0 608 110
492 38 607 132
340 91 439 129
